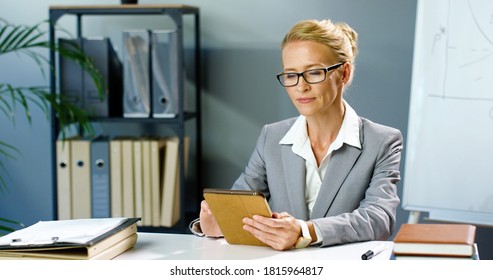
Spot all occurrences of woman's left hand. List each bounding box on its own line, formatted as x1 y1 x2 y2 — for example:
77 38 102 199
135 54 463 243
242 212 300 251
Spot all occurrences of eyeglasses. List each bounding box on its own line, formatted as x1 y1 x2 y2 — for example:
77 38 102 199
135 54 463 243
276 62 345 87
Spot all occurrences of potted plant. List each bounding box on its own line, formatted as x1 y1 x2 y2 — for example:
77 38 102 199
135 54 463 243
0 18 103 234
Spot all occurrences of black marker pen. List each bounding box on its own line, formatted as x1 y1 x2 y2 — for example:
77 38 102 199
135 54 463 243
361 243 386 260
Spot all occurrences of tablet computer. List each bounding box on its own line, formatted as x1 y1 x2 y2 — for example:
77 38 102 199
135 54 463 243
203 188 272 246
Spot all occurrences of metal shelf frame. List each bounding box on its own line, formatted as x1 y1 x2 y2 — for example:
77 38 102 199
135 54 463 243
48 4 202 233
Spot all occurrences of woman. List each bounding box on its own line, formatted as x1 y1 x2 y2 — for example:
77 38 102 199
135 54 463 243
195 19 403 251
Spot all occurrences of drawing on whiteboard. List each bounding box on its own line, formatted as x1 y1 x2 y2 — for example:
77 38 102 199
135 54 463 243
403 0 493 226
428 0 493 101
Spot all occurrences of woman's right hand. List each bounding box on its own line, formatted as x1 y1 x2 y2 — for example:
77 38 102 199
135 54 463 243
199 200 223 237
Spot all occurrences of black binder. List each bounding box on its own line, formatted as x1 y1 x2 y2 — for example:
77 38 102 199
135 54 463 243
59 38 123 117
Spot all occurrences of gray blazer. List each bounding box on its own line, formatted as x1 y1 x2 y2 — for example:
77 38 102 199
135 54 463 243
232 116 403 247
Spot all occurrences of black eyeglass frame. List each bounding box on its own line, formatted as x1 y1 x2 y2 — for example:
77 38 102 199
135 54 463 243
276 62 345 87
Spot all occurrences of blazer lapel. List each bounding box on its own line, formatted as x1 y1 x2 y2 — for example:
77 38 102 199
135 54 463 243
311 145 362 219
311 119 364 219
281 144 309 220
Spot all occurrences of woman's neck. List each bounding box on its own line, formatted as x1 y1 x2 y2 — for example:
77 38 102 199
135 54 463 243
306 103 345 165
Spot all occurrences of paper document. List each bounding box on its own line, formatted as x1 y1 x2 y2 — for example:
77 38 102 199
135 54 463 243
0 217 127 246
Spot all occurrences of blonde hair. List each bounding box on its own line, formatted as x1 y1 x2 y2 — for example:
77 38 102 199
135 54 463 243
281 19 358 64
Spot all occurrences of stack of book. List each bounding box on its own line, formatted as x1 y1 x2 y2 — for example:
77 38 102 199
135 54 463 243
392 223 478 260
0 217 139 260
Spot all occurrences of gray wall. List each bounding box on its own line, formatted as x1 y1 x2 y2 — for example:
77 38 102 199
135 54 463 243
0 0 414 231
1 0 490 258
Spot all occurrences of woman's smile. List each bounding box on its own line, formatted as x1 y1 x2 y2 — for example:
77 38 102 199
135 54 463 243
297 97 315 104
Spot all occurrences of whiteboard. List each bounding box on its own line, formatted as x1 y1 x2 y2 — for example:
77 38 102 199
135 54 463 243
403 0 493 226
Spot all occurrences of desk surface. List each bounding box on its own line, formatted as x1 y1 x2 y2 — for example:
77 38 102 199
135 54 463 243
115 232 393 260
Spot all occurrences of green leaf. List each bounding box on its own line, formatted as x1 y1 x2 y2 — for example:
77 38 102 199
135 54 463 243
0 19 105 100
0 225 16 234
0 18 105 194
0 140 19 192
0 217 24 234
0 141 18 158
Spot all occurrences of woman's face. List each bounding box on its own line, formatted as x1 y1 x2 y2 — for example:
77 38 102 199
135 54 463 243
281 40 347 118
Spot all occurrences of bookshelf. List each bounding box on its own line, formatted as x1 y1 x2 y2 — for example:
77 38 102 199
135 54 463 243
48 5 202 233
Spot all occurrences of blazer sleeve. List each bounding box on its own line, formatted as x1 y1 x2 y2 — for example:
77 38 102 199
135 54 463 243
231 124 270 197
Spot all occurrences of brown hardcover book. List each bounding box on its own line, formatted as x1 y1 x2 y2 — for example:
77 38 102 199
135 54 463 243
393 223 476 257
394 243 479 260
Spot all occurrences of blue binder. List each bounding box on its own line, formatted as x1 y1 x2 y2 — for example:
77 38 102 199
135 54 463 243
91 135 111 218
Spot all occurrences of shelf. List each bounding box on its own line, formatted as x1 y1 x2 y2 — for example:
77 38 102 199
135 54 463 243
90 112 198 123
49 5 202 234
49 4 199 13
49 4 199 22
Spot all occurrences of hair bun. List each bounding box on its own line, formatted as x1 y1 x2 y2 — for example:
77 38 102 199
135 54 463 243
336 23 358 60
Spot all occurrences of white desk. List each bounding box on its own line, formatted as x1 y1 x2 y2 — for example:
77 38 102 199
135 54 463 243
115 232 393 260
